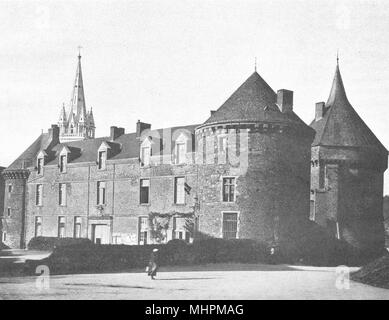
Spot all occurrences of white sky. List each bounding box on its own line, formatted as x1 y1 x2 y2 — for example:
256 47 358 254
0 0 389 193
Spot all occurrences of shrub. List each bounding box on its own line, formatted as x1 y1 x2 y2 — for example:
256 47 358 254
278 219 365 266
351 253 389 289
27 237 94 251
25 238 271 275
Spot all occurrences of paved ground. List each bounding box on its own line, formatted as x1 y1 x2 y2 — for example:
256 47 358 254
0 260 388 299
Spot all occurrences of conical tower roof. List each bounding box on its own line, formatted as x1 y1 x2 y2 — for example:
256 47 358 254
311 63 386 152
199 71 308 128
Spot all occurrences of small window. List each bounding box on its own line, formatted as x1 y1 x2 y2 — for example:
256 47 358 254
7 208 11 217
36 184 43 206
174 177 185 204
140 179 150 204
97 181 106 205
59 183 67 206
138 216 148 245
37 158 43 175
222 177 235 202
8 184 12 194
222 212 238 239
175 142 186 164
141 146 151 167
219 135 227 153
2 232 6 242
74 217 82 238
309 200 315 221
35 217 42 237
58 216 66 238
59 155 67 173
98 151 106 170
173 217 190 242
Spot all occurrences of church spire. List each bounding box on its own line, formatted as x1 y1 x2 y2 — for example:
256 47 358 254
70 52 87 124
58 51 96 143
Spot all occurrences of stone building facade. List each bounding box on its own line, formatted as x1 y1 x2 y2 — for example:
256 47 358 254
1 54 316 249
310 62 388 254
0 166 5 244
1 54 387 254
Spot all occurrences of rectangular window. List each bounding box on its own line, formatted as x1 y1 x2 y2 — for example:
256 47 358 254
59 183 67 206
37 158 43 175
98 151 106 170
35 216 42 237
97 181 106 205
140 179 150 204
2 232 6 242
141 146 151 167
309 200 315 221
59 155 67 173
219 135 227 153
58 216 65 238
222 177 235 202
173 217 190 242
74 217 82 238
319 165 325 189
174 177 185 204
7 208 11 217
175 142 186 164
138 216 148 245
36 184 43 206
222 212 238 239
8 184 12 194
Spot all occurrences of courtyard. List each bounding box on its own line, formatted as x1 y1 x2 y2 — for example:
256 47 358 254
0 250 388 300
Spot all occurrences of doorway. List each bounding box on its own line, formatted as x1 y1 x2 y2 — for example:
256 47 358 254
92 224 110 244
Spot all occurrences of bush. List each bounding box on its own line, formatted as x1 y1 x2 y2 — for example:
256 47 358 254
27 237 94 251
351 253 389 289
25 238 271 275
278 219 365 266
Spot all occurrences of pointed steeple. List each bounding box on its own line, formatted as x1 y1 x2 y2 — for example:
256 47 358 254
58 103 67 124
57 51 96 143
71 53 87 123
88 107 95 127
326 59 349 108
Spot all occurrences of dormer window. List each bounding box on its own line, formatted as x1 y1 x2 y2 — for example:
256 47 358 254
174 133 188 165
59 155 67 173
141 146 151 167
37 150 47 175
37 158 43 175
140 137 152 167
98 151 107 170
97 142 112 170
59 146 70 174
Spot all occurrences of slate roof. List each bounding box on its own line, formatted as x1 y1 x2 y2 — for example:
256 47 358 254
310 64 387 152
200 71 308 128
6 134 51 170
5 124 199 170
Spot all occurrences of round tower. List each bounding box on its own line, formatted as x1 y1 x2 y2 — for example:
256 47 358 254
195 71 314 244
310 62 388 255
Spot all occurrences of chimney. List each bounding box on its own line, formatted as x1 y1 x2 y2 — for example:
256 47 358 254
210 110 216 116
110 126 125 141
136 120 151 138
277 89 293 113
315 102 325 121
48 124 60 144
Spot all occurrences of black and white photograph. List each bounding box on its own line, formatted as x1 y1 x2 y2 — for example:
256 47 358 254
0 0 388 304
